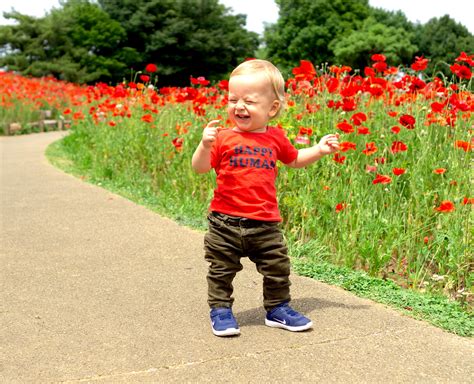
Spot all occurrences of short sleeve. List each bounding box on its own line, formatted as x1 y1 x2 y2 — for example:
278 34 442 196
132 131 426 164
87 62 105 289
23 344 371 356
210 137 220 169
276 128 298 164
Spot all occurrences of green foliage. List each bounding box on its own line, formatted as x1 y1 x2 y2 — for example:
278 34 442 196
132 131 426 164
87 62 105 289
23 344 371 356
265 1 474 76
0 0 138 83
264 0 371 73
413 15 474 76
333 17 417 69
0 0 258 85
291 257 473 337
370 7 415 32
98 0 259 85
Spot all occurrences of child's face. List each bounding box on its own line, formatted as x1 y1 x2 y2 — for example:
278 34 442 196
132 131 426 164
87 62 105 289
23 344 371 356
227 72 280 133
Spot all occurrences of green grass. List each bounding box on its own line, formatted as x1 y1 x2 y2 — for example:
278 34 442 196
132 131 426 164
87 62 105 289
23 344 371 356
46 138 474 337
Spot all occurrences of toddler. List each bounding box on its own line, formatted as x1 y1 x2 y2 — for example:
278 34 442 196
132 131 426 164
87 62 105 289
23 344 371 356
192 59 339 336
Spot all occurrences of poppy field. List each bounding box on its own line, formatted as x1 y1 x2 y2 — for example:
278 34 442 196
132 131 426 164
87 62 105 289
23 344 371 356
2 54 472 304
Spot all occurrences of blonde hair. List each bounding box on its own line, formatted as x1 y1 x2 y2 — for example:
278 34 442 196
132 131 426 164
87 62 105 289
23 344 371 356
230 59 286 118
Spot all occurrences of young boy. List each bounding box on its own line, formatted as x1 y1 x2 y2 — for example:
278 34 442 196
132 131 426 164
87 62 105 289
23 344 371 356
192 59 339 337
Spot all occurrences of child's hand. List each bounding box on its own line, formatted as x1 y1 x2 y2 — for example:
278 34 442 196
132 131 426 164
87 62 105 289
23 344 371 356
317 133 340 155
202 120 221 149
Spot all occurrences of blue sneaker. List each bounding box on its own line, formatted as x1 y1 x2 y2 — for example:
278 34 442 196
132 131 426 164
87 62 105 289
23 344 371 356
210 308 240 336
265 302 313 332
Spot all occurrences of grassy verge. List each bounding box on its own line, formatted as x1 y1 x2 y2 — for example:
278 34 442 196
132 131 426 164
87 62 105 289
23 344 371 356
46 138 473 337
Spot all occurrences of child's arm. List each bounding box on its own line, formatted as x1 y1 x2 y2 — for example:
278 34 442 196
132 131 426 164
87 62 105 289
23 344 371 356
191 120 221 173
287 134 340 168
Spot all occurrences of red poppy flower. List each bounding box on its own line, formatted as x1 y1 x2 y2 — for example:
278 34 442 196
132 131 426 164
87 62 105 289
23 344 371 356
450 63 472 79
333 153 346 164
141 114 153 123
339 141 357 152
392 168 406 176
73 111 84 120
357 126 371 135
399 114 416 129
336 120 354 133
391 141 408 154
140 74 150 82
350 112 367 126
362 142 378 155
462 197 474 205
342 98 357 111
335 203 347 213
391 126 401 134
373 174 392 184
411 56 429 71
371 53 386 62
372 61 388 73
217 80 229 91
431 102 446 113
455 52 474 66
190 76 210 86
145 63 158 73
292 60 317 81
172 137 184 151
298 126 313 136
435 200 455 213
433 168 446 174
364 67 376 77
63 108 72 115
454 140 471 152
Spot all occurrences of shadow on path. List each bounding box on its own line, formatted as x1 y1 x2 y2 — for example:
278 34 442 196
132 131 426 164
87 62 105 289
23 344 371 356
237 297 369 327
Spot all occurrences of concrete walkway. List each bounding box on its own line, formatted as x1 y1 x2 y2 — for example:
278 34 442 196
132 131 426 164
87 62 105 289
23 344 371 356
1 131 472 383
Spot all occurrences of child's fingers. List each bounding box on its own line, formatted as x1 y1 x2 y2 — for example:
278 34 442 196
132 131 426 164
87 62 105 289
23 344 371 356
206 119 221 128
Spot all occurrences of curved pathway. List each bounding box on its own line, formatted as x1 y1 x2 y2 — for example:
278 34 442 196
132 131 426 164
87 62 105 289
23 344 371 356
1 132 472 383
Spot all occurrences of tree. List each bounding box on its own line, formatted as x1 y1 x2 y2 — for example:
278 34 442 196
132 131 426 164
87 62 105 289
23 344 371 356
370 7 415 33
98 0 259 85
413 15 474 76
263 0 371 74
0 0 138 83
333 17 417 70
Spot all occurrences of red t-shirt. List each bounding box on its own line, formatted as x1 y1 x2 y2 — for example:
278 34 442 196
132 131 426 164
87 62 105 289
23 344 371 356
210 126 298 221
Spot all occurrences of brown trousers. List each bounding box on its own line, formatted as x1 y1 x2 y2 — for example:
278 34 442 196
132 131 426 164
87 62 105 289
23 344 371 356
204 212 291 311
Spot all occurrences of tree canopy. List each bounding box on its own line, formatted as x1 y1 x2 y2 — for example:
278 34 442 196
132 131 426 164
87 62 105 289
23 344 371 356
414 15 474 75
264 0 473 76
0 0 472 84
0 0 137 83
98 0 259 85
264 0 371 74
0 0 258 85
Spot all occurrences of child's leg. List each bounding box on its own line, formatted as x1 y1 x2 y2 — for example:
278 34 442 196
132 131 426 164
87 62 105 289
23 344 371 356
204 215 244 308
247 224 291 311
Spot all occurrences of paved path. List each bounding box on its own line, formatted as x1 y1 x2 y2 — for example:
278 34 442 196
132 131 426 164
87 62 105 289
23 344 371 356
1 132 472 383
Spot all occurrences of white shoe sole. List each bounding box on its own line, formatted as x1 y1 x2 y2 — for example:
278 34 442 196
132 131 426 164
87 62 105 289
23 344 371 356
265 318 313 332
211 323 240 337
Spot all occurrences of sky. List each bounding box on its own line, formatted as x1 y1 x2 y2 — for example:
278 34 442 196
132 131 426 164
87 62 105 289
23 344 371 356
0 0 473 35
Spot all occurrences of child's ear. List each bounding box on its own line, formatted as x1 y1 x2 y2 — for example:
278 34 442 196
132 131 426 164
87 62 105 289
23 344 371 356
268 100 280 118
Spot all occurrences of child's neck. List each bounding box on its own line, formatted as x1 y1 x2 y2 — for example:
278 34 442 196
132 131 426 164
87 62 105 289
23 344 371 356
233 126 268 134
